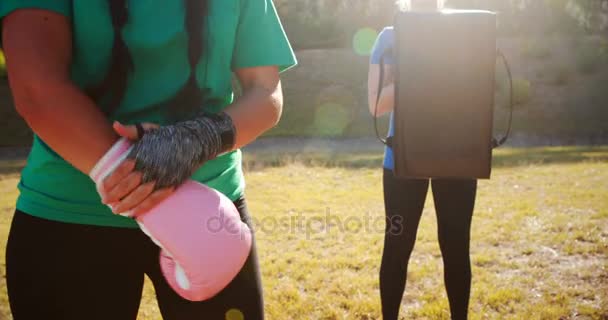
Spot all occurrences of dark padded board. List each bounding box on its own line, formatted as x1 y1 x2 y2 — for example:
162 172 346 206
392 10 497 179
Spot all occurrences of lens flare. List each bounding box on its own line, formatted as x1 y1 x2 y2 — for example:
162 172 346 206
225 308 244 320
353 27 378 56
310 102 351 137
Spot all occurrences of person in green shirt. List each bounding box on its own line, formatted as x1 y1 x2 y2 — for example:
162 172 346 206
1 0 296 319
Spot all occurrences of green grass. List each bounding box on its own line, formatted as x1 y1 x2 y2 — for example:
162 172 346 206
0 147 607 319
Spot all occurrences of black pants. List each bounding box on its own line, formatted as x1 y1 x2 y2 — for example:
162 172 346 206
6 198 263 320
380 169 477 320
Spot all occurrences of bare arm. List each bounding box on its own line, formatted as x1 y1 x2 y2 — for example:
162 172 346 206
104 66 284 215
367 63 395 117
225 65 283 149
2 9 118 173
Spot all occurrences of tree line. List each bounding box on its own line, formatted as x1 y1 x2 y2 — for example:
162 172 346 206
274 0 608 49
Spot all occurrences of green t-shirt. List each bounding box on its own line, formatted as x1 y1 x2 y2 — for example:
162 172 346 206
0 0 297 228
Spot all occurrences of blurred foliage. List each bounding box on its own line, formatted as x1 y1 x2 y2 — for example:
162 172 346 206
576 37 608 74
448 0 607 34
274 0 394 49
1 3 607 146
520 39 553 59
495 62 532 109
275 0 608 49
551 66 574 86
512 78 533 106
497 74 532 109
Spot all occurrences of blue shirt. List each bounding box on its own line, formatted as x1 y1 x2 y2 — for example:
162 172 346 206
370 27 396 170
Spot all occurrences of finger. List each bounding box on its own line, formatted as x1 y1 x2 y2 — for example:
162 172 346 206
111 182 156 214
102 171 143 204
113 121 139 140
131 187 175 217
101 160 136 194
113 121 160 140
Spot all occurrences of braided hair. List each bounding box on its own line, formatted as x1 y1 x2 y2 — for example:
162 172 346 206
88 0 209 119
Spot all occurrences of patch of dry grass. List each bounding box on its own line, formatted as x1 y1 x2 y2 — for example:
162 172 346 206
0 147 606 319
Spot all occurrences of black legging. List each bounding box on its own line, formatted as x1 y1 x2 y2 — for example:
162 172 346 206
380 169 477 320
6 198 263 320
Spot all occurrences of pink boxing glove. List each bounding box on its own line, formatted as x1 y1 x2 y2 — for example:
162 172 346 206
90 138 252 301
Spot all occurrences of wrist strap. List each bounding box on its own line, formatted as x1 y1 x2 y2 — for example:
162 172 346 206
90 138 134 184
205 112 236 152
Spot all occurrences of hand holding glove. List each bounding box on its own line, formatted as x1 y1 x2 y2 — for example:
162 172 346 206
100 112 236 215
128 112 236 190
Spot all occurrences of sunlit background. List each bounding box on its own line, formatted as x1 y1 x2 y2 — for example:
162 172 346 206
270 0 608 143
0 1 607 320
1 1 607 145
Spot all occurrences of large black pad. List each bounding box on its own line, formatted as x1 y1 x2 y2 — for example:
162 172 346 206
393 10 497 179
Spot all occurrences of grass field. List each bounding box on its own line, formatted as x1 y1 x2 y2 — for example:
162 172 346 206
0 147 607 319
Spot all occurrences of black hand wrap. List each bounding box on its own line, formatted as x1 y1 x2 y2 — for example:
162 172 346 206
127 112 236 190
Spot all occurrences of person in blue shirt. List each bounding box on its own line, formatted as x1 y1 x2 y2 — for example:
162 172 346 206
368 1 478 319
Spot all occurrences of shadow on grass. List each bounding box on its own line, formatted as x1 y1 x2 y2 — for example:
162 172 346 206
492 146 608 167
243 146 608 172
0 160 26 176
